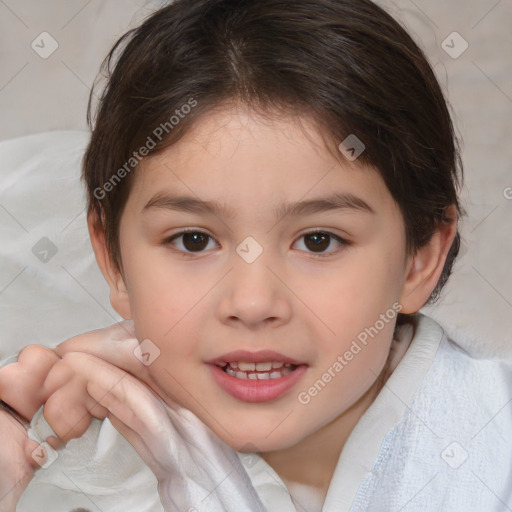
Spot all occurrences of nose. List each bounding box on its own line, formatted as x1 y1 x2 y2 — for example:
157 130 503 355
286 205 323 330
216 250 293 330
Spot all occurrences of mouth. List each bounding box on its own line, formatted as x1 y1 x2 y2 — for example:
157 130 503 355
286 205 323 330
206 350 307 403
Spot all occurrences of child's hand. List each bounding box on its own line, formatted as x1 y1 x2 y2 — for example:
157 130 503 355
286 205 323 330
54 324 267 511
34 349 266 511
0 321 147 443
1 323 267 511
0 325 139 511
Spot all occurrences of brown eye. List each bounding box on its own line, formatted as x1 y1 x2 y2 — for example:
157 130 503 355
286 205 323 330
304 232 330 252
294 231 347 256
166 231 217 253
182 232 208 251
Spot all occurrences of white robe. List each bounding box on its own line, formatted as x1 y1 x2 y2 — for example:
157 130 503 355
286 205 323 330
15 313 512 511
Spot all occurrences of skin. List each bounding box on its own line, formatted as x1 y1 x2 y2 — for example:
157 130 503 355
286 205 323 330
0 347 63 510
0 410 39 510
91 104 456 498
0 104 456 507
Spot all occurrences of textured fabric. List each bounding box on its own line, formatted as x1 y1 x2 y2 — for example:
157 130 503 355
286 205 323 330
18 412 163 512
239 314 512 512
15 313 512 511
348 332 512 511
18 373 268 512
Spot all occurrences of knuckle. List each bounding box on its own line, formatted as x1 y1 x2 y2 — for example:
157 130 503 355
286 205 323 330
45 358 85 395
18 345 60 372
18 344 49 361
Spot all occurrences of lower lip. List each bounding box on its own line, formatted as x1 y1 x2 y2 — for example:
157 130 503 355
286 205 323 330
207 364 308 403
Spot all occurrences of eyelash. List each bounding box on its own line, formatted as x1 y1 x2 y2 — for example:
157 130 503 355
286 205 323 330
163 228 350 258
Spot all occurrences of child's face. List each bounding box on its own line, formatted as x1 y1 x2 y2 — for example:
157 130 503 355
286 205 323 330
110 105 413 452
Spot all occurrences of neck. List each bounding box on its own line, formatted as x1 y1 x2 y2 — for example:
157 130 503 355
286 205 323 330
260 321 414 500
260 373 383 496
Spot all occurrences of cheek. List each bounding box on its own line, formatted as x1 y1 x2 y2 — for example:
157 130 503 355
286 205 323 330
293 320 396 438
290 245 403 400
121 249 197 351
295 246 404 334
123 244 179 308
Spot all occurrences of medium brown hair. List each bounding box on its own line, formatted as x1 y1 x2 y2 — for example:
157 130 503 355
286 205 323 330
83 0 463 307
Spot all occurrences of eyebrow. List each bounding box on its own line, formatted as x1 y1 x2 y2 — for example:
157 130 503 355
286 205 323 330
142 191 375 219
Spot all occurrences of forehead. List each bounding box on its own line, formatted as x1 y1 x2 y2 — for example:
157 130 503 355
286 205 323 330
127 106 395 217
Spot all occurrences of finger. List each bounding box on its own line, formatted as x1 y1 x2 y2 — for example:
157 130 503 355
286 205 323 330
54 353 174 452
46 436 64 451
42 356 110 442
43 383 108 442
94 384 178 477
106 414 164 476
45 352 171 447
81 359 180 476
0 345 60 420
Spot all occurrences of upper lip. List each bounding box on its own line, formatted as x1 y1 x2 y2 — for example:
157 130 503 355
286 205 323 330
206 349 306 366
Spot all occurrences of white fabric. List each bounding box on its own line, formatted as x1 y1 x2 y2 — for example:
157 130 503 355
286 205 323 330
19 413 163 512
16 313 512 511
0 131 122 363
240 314 512 511
19 395 267 512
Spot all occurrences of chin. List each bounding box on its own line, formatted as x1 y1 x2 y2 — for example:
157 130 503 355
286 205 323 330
217 427 305 453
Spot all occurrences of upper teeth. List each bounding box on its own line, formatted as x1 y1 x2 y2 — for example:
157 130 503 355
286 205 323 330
220 361 291 371
221 361 296 380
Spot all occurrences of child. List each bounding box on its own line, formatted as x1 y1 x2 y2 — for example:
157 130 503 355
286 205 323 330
1 0 511 510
